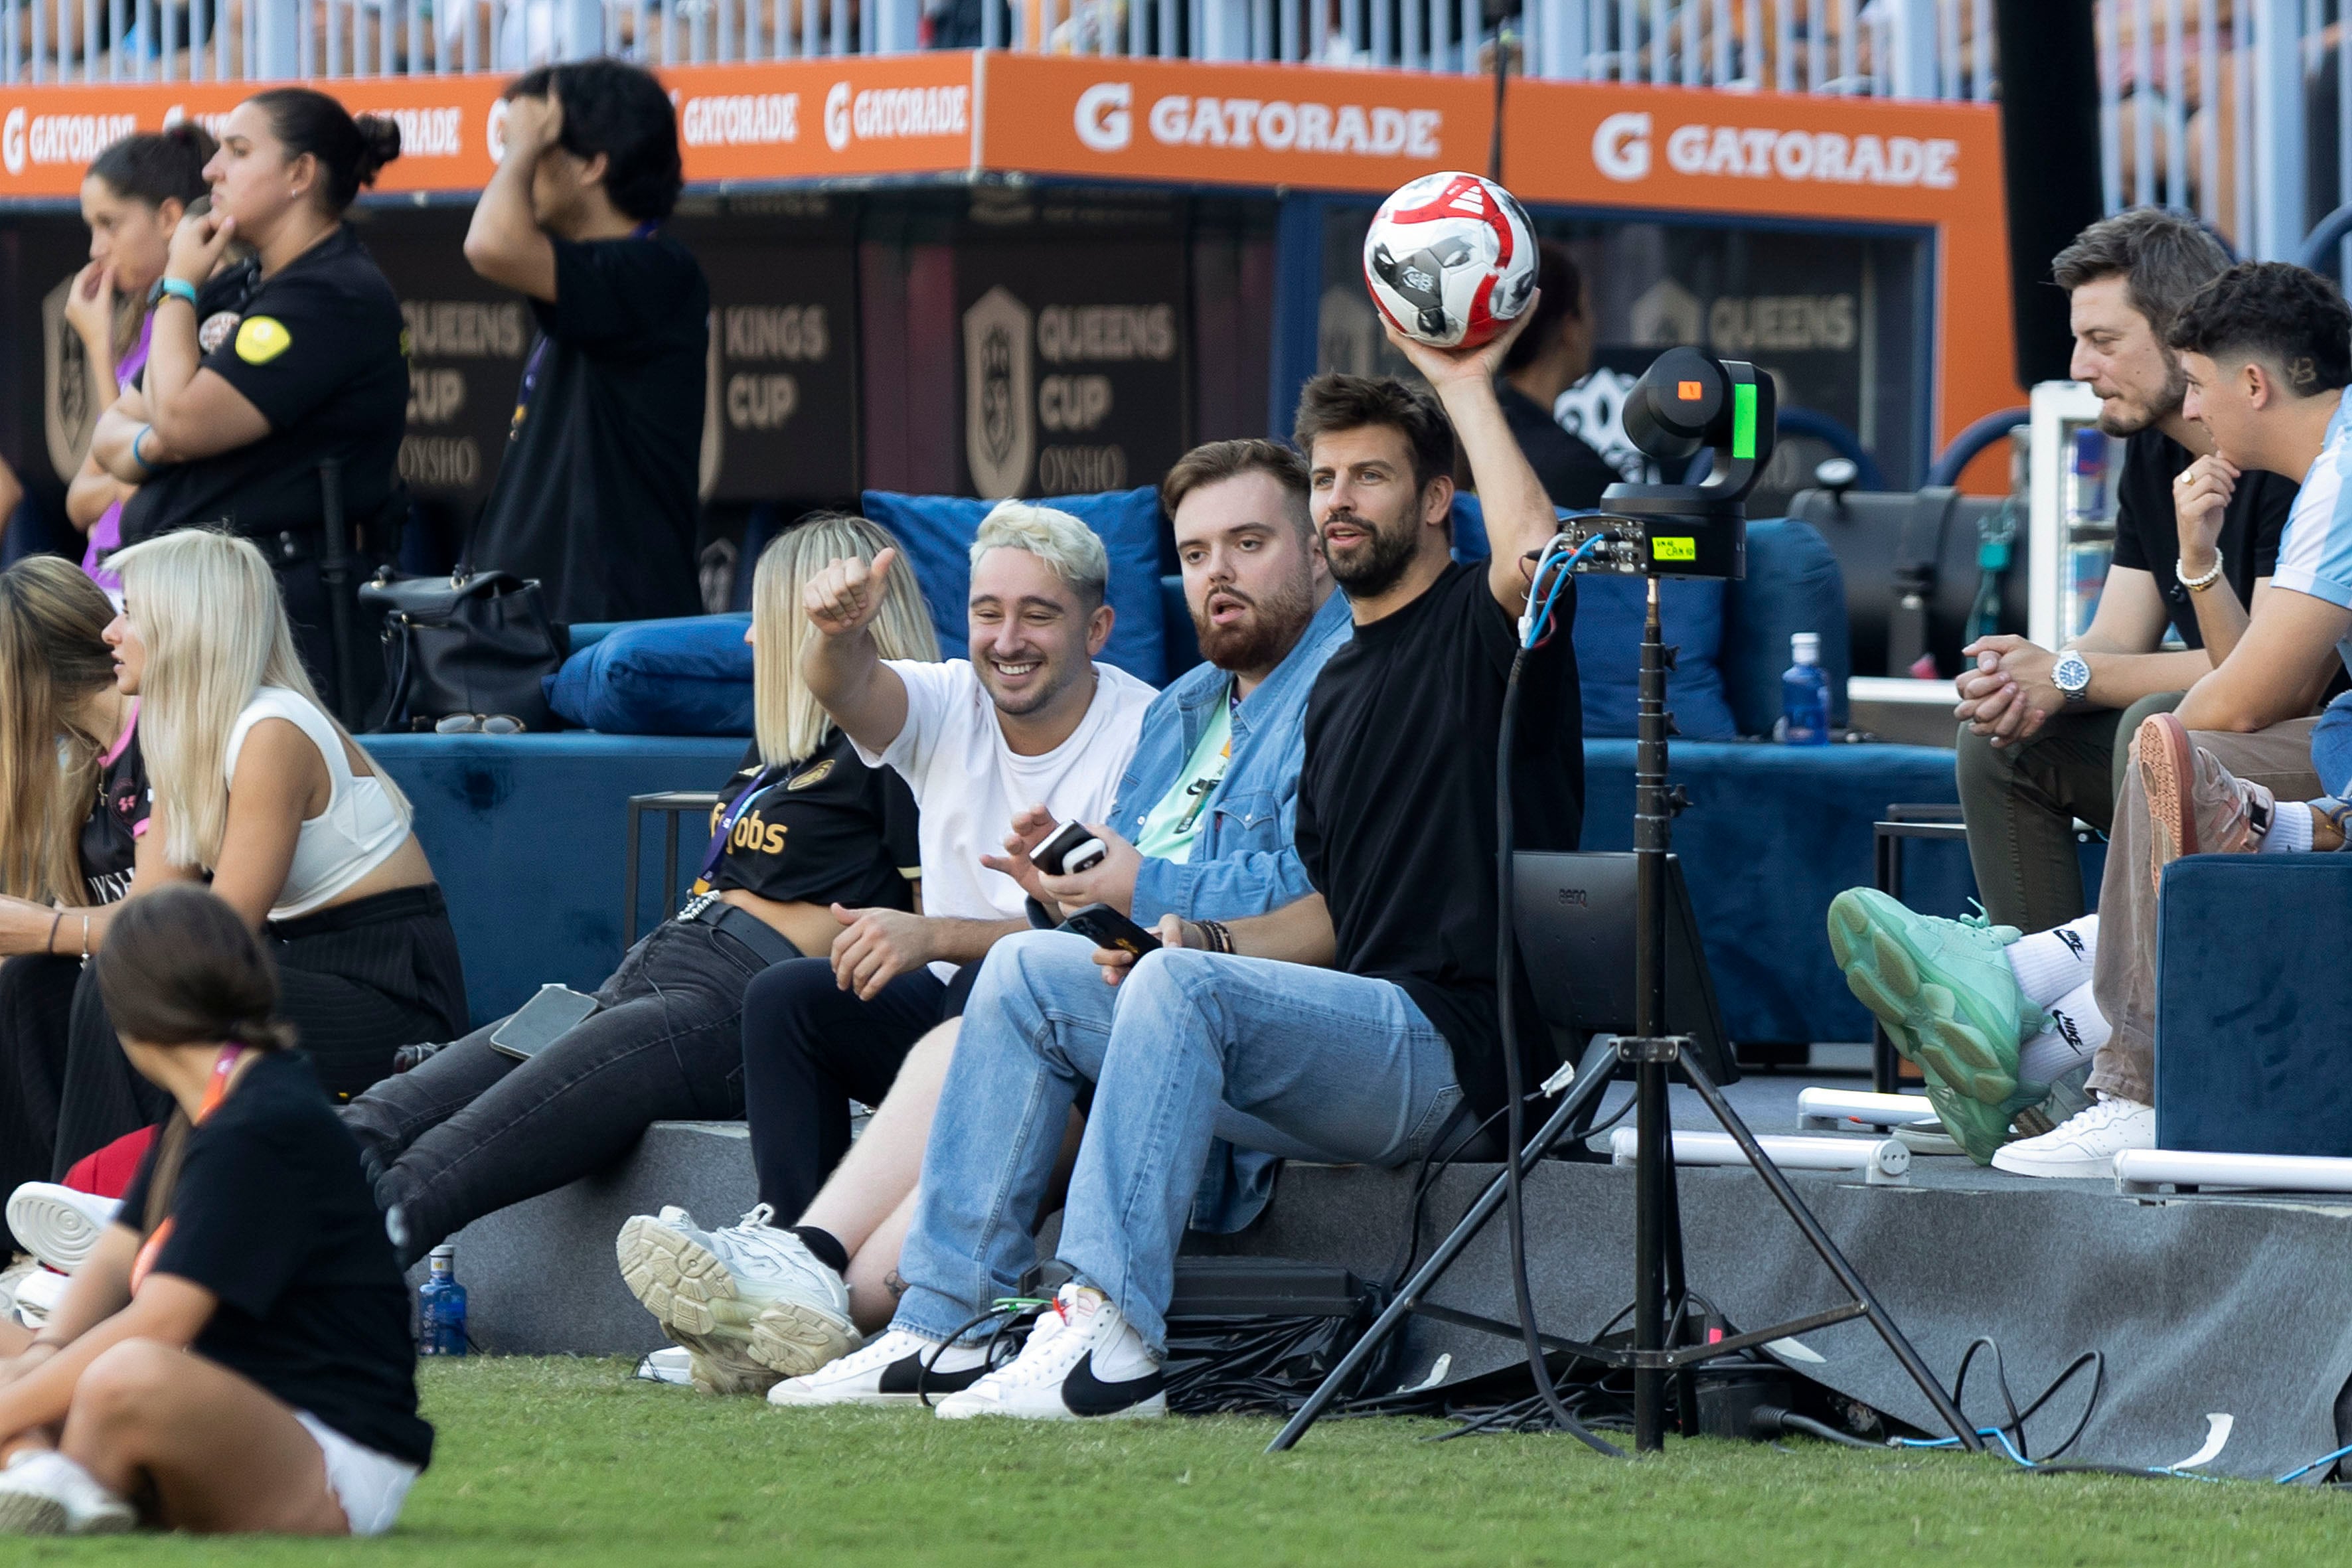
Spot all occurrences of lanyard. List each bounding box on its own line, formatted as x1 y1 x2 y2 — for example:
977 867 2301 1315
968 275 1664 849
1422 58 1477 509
128 1044 252 1294
509 221 663 440
698 768 779 884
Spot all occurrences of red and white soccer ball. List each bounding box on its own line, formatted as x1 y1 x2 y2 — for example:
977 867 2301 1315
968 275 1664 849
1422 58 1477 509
1362 171 1540 350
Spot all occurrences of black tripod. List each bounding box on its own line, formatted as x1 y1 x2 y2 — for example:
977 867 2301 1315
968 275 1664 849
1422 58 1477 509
1270 577 1978 1455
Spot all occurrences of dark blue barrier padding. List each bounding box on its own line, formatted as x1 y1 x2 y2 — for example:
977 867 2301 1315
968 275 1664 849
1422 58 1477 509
2156 854 2352 1158
371 733 747 1027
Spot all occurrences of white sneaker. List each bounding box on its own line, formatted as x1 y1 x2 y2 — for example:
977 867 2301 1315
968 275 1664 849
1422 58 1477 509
0 1451 135 1535
933 1284 1166 1421
767 1328 989 1407
615 1204 858 1388
1990 1096 2156 1179
5 1184 120 1276
10 1267 67 1332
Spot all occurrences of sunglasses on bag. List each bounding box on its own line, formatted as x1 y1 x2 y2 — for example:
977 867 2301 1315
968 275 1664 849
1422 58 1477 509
433 714 527 736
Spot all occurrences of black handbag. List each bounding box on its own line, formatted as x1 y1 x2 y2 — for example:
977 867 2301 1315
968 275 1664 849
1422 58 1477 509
358 568 568 734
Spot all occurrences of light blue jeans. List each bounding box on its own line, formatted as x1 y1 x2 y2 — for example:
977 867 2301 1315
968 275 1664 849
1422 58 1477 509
890 931 1464 1354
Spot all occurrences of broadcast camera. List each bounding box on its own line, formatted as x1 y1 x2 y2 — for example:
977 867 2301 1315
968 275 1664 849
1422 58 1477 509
1561 347 1778 581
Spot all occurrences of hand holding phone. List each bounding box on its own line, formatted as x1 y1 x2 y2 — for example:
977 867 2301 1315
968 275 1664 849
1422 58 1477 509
1031 821 1109 878
1059 903 1161 959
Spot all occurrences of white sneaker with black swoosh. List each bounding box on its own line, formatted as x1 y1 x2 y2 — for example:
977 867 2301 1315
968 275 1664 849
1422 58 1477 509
933 1283 1166 1421
767 1329 990 1407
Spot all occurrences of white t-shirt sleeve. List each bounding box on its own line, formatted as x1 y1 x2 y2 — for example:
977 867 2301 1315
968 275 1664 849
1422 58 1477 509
852 660 976 787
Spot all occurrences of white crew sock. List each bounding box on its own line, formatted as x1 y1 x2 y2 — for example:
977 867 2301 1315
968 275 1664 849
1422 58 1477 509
2016 980 2111 1083
2262 806 2315 854
2004 916 2099 1007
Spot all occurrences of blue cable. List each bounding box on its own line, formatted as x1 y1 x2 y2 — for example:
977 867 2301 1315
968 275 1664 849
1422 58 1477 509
1522 535 1602 651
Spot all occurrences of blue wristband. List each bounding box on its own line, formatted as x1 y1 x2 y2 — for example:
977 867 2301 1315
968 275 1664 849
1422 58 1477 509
131 424 156 472
148 276 198 311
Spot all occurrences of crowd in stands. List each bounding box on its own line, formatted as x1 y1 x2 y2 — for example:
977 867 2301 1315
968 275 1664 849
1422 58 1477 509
0 44 2346 1541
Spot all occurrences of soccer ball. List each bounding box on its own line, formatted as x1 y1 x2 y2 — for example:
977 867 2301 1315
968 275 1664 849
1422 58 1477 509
1362 171 1539 350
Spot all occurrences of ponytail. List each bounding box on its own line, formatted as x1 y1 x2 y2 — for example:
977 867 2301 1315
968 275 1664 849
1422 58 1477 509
246 88 402 213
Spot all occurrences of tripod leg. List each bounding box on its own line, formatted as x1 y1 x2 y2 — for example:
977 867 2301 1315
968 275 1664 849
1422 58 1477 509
1265 1056 1618 1454
1660 1138 1699 1439
1676 1054 1982 1450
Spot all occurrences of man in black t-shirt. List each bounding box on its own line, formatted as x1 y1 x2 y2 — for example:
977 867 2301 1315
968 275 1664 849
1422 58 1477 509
1955 209 2302 932
769 315 1579 1421
1498 241 1622 512
462 59 708 623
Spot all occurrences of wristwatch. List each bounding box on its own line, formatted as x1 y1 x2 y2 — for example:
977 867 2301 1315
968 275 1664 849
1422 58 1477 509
2052 652 2092 704
147 276 198 311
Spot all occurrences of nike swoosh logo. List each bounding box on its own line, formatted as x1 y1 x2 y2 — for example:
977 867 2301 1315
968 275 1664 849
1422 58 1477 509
1061 1351 1164 1417
878 1352 986 1398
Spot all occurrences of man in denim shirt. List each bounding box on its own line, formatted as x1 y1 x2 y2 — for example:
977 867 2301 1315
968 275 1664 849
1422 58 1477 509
617 438 1348 1395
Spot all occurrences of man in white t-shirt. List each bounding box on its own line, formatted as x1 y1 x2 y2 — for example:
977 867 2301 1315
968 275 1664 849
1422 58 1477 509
709 503 1154 1317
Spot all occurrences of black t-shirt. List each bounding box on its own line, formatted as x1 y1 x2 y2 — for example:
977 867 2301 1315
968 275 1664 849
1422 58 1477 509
700 730 921 911
468 234 710 624
77 712 149 905
119 226 408 548
1296 560 1585 1121
117 1052 433 1467
1500 382 1622 512
2109 428 2297 648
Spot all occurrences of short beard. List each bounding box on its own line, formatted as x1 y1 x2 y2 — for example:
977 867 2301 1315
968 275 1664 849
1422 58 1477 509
2098 354 2187 437
1194 575 1315 673
1323 512 1423 601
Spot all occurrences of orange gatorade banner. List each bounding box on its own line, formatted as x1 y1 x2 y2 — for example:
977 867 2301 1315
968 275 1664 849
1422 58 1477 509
979 54 1490 191
0 56 978 197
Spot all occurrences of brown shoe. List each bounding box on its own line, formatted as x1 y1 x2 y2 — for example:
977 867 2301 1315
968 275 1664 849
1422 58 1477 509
2136 711 2275 893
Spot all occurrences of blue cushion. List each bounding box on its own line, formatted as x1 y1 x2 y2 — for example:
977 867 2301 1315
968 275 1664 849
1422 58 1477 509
860 489 1168 686
545 614 753 736
1722 519 1851 734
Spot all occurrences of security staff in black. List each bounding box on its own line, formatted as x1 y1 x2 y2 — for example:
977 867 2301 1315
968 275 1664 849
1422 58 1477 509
461 60 708 624
96 88 408 694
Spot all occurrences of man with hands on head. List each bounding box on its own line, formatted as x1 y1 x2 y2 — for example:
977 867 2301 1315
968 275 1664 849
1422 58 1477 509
1953 208 2300 933
462 59 707 624
615 441 1354 1389
756 306 1582 1421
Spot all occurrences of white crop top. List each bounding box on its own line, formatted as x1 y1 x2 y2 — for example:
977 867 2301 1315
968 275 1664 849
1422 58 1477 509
225 687 410 921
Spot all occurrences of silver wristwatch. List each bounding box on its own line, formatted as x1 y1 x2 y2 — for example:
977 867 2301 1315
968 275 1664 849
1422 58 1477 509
2052 652 2092 704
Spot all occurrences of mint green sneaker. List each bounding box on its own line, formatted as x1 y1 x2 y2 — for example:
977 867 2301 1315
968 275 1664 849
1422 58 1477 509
1826 889 2050 1164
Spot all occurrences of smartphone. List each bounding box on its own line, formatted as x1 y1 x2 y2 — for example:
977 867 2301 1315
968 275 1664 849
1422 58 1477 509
1031 821 1108 878
489 984 600 1061
1059 903 1162 959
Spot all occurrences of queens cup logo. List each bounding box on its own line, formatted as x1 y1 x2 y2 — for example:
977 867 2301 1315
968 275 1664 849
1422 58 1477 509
3 108 27 177
963 286 1034 500
824 82 852 151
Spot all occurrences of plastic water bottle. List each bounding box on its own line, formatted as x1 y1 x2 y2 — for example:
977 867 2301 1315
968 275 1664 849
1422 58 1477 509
418 1245 467 1357
1782 633 1831 746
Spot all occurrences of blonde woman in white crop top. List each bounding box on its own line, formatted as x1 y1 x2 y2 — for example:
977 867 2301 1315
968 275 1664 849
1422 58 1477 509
96 533 435 931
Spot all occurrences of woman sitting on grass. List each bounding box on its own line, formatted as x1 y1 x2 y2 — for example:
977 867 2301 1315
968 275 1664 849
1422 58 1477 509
0 884 430 1537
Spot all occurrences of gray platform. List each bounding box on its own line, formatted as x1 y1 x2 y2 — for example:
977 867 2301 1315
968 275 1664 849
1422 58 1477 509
428 1075 2352 1481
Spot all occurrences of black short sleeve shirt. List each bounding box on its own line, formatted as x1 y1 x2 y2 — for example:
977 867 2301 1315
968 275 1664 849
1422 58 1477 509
2109 428 2297 649
1500 383 1622 512
467 234 710 624
1295 562 1585 1121
76 711 149 905
116 1052 432 1468
701 730 921 911
119 226 409 548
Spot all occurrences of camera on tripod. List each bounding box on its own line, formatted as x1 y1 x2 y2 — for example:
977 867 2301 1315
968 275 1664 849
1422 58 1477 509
1559 347 1778 582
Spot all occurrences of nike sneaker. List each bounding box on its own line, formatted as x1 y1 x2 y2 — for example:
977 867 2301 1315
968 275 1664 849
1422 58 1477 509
767 1328 990 1407
933 1283 1166 1421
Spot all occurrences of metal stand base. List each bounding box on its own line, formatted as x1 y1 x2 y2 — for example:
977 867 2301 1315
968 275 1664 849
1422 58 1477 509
1270 580 1978 1456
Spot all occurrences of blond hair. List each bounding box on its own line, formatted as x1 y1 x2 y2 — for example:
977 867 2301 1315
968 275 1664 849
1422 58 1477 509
969 501 1109 609
0 558 122 905
755 514 940 768
110 530 410 872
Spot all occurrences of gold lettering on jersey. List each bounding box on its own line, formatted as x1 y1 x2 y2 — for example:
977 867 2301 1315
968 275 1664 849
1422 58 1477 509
786 759 835 791
235 315 292 364
732 811 787 856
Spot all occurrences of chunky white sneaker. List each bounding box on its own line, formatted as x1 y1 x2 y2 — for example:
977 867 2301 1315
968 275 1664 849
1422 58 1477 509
1990 1097 2156 1179
933 1284 1166 1421
5 1184 120 1276
0 1451 135 1535
615 1204 856 1389
767 1328 989 1407
10 1267 67 1332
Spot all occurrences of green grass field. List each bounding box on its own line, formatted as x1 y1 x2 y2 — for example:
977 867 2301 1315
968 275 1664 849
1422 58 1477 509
17 1357 2349 1565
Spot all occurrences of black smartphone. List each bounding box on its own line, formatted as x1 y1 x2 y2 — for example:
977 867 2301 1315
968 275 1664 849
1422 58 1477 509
1031 821 1108 878
1059 903 1162 959
488 984 600 1061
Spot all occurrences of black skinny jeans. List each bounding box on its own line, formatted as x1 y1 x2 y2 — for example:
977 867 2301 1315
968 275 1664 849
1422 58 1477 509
741 955 974 1221
0 955 81 1251
343 917 777 1270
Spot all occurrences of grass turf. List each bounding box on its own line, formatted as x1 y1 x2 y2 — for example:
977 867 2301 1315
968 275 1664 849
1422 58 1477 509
19 1356 2349 1564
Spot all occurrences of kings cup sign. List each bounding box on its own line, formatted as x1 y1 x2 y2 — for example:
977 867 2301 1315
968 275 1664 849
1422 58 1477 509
964 285 1035 499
